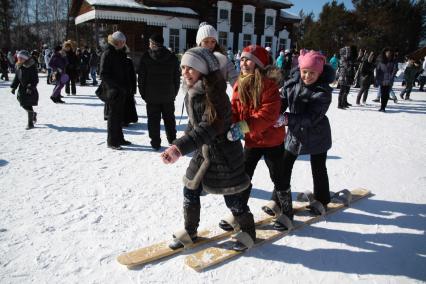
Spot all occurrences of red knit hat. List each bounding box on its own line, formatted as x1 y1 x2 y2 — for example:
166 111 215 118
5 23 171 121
298 50 326 74
241 45 269 69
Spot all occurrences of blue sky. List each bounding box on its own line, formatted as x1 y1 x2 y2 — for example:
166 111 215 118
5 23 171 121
287 0 354 17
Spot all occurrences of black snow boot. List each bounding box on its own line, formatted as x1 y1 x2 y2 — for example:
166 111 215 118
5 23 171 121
26 111 34 130
32 112 37 123
273 188 294 231
343 93 352 107
337 92 346 109
232 211 256 251
184 205 200 236
169 205 200 250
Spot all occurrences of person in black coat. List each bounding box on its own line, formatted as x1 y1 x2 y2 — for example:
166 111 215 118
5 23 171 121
89 48 99 86
137 33 180 150
375 48 397 112
122 53 138 125
79 46 90 86
63 41 78 95
100 31 131 150
10 50 39 130
275 50 334 212
337 45 357 109
0 51 9 81
355 51 375 105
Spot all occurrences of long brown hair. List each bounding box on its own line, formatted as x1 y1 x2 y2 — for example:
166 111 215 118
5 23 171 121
237 68 263 109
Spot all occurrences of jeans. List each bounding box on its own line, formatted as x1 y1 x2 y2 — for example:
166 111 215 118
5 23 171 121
90 67 98 85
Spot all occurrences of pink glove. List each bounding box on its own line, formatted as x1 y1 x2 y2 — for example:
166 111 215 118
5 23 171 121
273 113 289 128
161 145 182 164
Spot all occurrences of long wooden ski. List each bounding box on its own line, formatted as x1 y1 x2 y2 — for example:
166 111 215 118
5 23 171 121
184 188 371 272
117 200 310 268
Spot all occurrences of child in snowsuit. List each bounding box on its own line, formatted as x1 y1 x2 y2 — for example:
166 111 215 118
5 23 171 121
161 47 256 251
224 45 293 231
274 50 334 214
10 50 39 130
48 45 68 103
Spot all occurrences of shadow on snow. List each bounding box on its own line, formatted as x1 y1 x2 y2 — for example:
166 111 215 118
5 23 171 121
243 198 426 281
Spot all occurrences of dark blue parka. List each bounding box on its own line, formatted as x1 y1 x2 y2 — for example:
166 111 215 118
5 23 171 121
280 64 335 155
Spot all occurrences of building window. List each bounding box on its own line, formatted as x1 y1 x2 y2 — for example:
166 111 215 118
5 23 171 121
243 34 251 47
279 38 287 51
266 16 274 27
244 13 252 24
265 36 272 48
169 29 180 53
219 31 228 47
219 9 229 21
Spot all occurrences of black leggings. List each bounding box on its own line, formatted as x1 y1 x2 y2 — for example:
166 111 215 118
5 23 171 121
356 84 371 104
380 85 391 110
183 185 251 216
22 106 33 112
279 150 330 205
243 144 286 203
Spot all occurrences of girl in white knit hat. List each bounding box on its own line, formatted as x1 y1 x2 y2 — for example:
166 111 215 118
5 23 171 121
161 47 256 252
196 22 239 87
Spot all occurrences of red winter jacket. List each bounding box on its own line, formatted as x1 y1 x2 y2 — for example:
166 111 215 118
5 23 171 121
231 77 285 148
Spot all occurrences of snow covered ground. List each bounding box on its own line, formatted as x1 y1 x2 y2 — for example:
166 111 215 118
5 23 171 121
0 73 425 283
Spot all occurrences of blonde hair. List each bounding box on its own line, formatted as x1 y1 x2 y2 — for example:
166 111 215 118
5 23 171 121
107 34 126 50
63 40 75 51
204 95 217 124
237 68 263 109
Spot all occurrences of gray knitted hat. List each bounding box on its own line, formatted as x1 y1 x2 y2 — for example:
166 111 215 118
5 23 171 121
17 50 31 60
112 31 126 42
180 47 220 75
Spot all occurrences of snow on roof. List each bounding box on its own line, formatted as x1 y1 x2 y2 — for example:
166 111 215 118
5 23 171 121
270 0 293 5
86 0 198 16
280 9 301 20
86 0 146 9
149 7 197 16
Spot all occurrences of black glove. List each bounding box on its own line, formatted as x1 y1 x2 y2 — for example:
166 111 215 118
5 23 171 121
26 87 32 95
11 88 16 95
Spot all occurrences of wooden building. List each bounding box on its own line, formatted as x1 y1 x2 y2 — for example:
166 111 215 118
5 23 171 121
70 0 301 58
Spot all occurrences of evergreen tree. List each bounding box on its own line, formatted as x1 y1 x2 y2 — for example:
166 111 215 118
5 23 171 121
0 0 13 50
299 0 425 57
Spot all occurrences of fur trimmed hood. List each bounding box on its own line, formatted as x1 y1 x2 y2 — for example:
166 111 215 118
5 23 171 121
264 65 283 85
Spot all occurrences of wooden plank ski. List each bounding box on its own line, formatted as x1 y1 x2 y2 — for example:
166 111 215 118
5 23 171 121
117 201 309 268
184 188 371 272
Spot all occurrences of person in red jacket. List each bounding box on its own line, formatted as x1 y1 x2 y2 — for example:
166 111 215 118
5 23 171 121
224 45 293 231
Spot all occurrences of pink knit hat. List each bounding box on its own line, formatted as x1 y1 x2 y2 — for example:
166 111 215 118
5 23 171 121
298 50 326 74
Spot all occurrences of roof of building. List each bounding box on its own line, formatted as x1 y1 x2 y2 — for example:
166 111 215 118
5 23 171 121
86 0 144 9
280 10 301 20
85 0 198 15
270 0 293 5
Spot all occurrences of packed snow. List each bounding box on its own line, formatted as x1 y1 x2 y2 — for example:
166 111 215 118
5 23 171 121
0 73 425 283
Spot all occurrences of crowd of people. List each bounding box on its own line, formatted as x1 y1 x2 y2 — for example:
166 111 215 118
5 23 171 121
3 21 425 252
